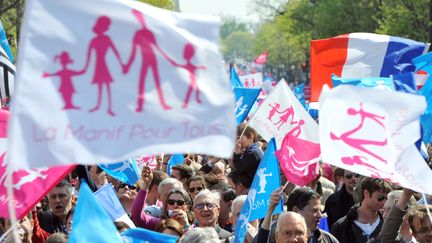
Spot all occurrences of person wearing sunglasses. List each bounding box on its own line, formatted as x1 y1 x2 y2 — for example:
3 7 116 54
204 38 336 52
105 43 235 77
331 177 392 243
193 189 232 241
117 183 138 216
325 169 360 228
162 189 194 229
187 175 207 199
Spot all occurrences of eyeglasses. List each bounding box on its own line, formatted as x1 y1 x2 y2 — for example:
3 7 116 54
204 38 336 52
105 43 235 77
377 195 387 202
167 199 186 206
119 183 137 190
194 203 217 210
344 173 360 179
189 187 203 193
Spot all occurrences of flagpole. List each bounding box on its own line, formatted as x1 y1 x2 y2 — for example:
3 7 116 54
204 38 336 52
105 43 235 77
6 155 20 243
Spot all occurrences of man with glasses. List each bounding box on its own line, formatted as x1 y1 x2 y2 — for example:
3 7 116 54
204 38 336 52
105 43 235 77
325 169 359 228
193 189 232 241
331 177 391 242
275 212 309 243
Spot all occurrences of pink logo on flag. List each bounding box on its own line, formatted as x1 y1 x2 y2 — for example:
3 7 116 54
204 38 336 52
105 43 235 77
275 133 320 186
0 111 75 219
136 155 157 170
267 103 304 132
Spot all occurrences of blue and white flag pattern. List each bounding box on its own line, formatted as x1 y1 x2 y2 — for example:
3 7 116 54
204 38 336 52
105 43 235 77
99 158 140 186
234 138 283 243
233 88 261 124
331 74 395 91
0 21 14 63
167 154 184 176
121 227 178 243
230 64 243 88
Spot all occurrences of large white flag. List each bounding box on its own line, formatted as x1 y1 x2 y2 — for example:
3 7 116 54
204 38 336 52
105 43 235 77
9 0 235 170
319 85 432 193
249 80 319 146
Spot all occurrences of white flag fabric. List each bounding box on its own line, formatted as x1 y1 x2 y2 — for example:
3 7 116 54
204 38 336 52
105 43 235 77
319 85 432 193
9 0 235 170
249 80 319 147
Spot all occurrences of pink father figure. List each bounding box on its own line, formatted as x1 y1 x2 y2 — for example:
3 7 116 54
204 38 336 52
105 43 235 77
43 51 84 110
123 10 172 112
82 16 124 116
162 44 206 108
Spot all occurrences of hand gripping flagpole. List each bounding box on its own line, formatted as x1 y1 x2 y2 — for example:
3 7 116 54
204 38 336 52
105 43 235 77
6 154 21 243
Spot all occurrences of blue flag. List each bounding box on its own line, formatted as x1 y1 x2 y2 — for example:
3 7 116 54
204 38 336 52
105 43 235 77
392 72 417 94
99 159 140 186
412 52 432 85
294 83 308 110
234 138 283 243
230 64 243 88
121 227 178 243
167 154 184 175
69 182 121 243
0 21 14 63
331 74 395 90
94 183 127 221
233 88 261 124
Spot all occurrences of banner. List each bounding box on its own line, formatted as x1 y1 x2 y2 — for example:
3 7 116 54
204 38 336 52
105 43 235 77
9 0 236 170
233 88 261 124
239 73 263 89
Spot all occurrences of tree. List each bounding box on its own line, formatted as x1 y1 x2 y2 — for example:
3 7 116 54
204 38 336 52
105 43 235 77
0 0 25 57
138 0 175 10
219 16 249 39
222 31 254 62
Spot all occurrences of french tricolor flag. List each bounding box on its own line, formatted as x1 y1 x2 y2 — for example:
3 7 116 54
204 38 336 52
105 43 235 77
310 33 429 102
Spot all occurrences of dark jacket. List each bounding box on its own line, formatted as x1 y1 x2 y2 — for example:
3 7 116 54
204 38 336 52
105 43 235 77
378 205 407 243
331 204 382 243
233 143 263 176
37 211 66 234
324 184 355 228
311 229 340 243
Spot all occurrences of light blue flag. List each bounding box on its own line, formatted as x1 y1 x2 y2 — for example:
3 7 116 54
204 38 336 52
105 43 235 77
234 88 261 124
167 154 184 175
412 52 432 85
99 158 140 186
94 183 127 221
121 227 178 243
230 64 243 88
331 74 395 90
234 138 283 243
0 21 14 63
294 83 308 110
69 181 121 243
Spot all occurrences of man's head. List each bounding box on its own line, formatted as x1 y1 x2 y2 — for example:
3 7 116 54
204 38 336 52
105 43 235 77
171 164 193 184
158 178 183 205
231 195 247 230
342 170 360 194
408 205 432 243
227 171 252 195
360 177 392 213
287 188 322 232
212 182 236 220
48 180 73 220
237 123 257 149
187 175 207 199
275 212 308 243
148 171 169 204
193 189 221 227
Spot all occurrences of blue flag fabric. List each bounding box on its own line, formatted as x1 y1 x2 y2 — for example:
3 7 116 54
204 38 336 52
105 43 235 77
230 64 243 88
0 21 14 63
121 227 178 243
412 52 432 85
234 138 283 243
392 72 418 94
99 159 140 186
69 182 121 243
233 88 261 124
94 183 127 221
167 154 184 175
294 83 308 110
331 74 395 90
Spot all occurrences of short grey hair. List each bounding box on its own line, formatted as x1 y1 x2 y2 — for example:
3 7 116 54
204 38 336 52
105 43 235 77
231 195 247 215
179 227 219 243
158 178 183 194
193 189 221 207
275 211 307 233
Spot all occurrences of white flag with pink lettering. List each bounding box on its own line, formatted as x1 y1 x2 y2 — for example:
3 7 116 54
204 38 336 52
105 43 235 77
319 85 432 193
9 0 236 170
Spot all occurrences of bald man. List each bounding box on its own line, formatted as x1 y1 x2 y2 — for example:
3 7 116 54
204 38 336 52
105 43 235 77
275 212 308 243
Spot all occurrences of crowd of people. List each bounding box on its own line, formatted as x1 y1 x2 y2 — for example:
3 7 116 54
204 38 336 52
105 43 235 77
1 122 432 243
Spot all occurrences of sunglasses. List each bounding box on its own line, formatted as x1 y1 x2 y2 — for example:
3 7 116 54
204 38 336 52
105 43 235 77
344 173 360 179
194 203 217 210
377 195 387 202
167 199 186 206
189 187 203 193
119 183 137 190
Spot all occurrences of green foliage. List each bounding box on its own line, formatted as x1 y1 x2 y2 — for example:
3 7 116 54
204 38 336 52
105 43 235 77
219 16 248 39
1 0 24 58
222 31 254 61
138 0 175 10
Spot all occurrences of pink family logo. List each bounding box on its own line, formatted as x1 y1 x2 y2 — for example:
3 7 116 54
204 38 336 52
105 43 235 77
43 10 205 116
267 102 305 134
330 103 392 178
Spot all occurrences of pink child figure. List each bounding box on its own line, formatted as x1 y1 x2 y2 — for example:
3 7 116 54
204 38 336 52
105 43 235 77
162 43 206 108
82 16 123 117
43 51 84 110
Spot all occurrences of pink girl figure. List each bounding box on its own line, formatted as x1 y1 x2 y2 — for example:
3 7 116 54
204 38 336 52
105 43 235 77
43 51 84 110
82 16 123 116
162 43 206 108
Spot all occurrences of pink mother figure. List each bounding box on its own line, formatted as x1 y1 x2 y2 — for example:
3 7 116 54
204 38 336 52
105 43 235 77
43 51 84 110
82 16 123 116
124 10 171 112
162 44 206 108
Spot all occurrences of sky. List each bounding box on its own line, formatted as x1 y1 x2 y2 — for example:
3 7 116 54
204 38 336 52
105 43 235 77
178 0 260 23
